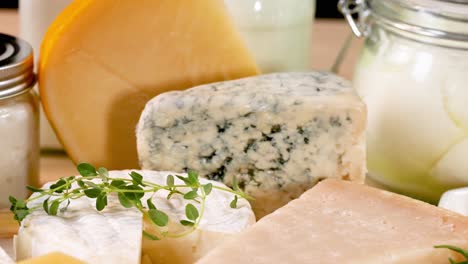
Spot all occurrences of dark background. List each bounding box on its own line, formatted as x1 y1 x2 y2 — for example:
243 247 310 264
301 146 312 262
0 0 343 18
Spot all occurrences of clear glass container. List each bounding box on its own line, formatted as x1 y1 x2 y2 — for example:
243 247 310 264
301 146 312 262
341 0 468 202
19 0 73 150
224 0 316 73
0 33 39 208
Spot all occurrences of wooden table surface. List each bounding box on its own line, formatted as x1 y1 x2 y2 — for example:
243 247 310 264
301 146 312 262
0 9 364 240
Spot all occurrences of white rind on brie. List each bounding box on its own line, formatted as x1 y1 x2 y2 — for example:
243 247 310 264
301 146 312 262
15 170 255 264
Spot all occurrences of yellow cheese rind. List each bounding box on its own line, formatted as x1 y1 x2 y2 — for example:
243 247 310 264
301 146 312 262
18 252 86 264
197 180 468 264
39 0 259 169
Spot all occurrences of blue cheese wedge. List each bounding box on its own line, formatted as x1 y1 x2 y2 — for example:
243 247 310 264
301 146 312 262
137 72 367 217
15 170 255 264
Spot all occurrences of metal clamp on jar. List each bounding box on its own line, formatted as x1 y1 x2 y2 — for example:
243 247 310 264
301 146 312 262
0 33 39 208
340 0 468 203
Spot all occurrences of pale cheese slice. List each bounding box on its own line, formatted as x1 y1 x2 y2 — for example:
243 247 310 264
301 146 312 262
15 170 255 264
0 245 13 264
197 179 468 264
17 252 85 264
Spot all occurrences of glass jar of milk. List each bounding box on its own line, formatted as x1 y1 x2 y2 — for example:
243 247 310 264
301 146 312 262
341 0 468 202
224 0 316 73
0 34 39 208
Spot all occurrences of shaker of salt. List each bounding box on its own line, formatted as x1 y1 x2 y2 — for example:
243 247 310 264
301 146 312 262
0 33 39 208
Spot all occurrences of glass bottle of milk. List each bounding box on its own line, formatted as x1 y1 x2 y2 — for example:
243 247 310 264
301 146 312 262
225 0 316 73
19 0 73 150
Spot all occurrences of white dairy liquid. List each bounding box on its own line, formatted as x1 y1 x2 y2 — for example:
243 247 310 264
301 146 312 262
19 0 73 150
354 29 468 202
224 0 315 73
0 98 39 208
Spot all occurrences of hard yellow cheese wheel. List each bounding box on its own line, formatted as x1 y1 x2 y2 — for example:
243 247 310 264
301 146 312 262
39 0 259 169
18 252 86 264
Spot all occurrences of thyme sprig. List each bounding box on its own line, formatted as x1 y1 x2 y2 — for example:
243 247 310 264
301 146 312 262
435 245 468 264
9 163 250 240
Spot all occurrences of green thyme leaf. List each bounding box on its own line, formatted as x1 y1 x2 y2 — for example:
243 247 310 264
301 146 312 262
148 209 169 227
118 192 133 208
203 183 213 195
187 170 199 186
49 200 60 216
232 177 240 192
26 185 43 193
96 194 108 211
111 180 125 188
185 204 199 221
77 163 97 176
130 171 144 186
84 188 101 198
166 175 175 187
123 185 144 201
183 190 198 200
143 231 160 241
180 220 195 227
77 180 86 188
14 209 29 221
176 175 191 186
97 167 109 177
147 198 156 210
42 198 49 214
230 195 238 209
8 196 16 204
50 179 67 193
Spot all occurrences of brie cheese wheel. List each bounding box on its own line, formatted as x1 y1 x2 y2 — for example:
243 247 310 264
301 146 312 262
15 170 255 264
0 245 13 264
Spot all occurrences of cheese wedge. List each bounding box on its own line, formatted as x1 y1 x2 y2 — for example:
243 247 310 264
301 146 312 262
39 0 259 169
18 252 85 264
15 170 255 264
0 245 13 264
197 180 468 264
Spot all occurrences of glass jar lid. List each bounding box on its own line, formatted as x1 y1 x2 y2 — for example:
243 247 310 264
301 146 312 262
339 0 468 40
0 33 35 99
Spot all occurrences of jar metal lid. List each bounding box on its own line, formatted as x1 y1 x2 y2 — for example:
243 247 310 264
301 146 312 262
0 33 35 99
339 0 468 40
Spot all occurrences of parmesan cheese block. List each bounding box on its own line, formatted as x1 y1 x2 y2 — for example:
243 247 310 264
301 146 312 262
0 245 13 264
137 72 367 217
197 179 468 264
18 253 85 264
39 0 259 169
15 170 255 264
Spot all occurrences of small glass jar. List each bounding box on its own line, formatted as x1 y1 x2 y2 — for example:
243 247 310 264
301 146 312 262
0 33 39 208
224 0 316 73
341 0 468 202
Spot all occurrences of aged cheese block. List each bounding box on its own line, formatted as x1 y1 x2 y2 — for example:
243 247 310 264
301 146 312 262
18 253 85 264
137 72 367 217
0 245 13 264
15 170 255 264
39 0 259 169
197 180 468 264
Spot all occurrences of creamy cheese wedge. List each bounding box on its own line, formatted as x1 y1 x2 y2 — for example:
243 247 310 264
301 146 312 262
17 252 86 264
0 245 13 264
197 179 468 264
15 170 255 264
137 72 367 217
